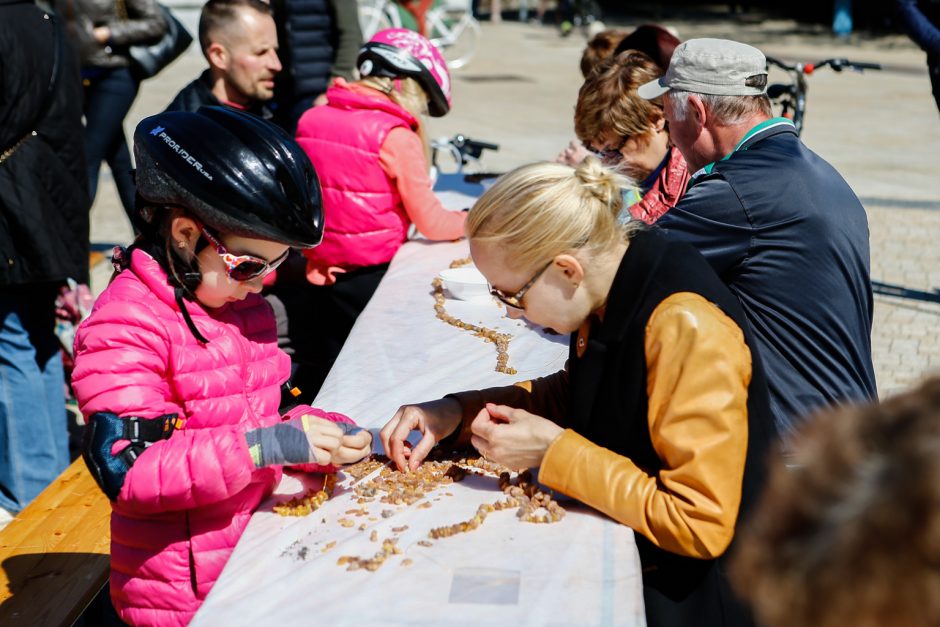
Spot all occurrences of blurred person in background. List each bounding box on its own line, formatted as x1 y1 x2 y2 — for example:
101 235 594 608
896 0 940 115
579 27 629 77
60 0 166 231
0 0 90 521
270 0 362 134
165 0 281 119
732 377 940 627
613 23 680 72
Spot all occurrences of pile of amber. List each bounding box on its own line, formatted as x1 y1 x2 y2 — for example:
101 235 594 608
273 473 337 517
429 468 565 538
336 538 402 572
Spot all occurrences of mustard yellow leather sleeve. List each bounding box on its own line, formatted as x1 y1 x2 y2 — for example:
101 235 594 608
445 369 570 448
539 293 752 559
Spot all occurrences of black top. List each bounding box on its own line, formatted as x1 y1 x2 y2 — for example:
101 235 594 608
657 121 877 435
164 70 272 120
0 1 90 286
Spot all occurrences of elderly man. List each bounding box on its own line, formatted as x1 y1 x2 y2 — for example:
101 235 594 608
638 38 877 437
165 0 281 117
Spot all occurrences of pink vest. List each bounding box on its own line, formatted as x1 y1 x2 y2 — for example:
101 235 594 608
295 84 418 271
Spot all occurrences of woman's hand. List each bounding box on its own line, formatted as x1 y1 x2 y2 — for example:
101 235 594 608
555 139 590 166
380 398 463 472
470 403 564 471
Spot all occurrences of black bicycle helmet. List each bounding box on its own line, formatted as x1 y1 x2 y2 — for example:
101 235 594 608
357 28 451 117
133 106 324 248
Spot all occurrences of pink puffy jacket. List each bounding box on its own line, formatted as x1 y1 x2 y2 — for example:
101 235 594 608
72 249 350 626
295 83 417 271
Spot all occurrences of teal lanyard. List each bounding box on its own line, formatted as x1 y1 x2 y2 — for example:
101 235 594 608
697 117 795 178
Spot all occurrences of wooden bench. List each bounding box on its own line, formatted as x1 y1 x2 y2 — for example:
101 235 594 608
0 458 111 626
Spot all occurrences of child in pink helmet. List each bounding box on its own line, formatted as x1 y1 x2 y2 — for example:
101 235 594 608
288 29 466 395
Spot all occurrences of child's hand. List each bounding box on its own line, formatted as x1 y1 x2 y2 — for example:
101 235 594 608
332 428 372 465
294 415 346 464
244 415 344 468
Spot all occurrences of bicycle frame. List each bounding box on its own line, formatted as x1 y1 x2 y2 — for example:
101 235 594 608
766 56 881 136
358 0 480 69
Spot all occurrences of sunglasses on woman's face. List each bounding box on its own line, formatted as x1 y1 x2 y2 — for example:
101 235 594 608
199 226 289 282
588 136 628 165
489 260 552 310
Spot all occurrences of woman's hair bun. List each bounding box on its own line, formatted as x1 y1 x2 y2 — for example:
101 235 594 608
574 156 626 217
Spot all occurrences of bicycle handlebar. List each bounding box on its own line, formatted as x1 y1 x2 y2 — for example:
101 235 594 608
431 134 500 174
766 56 882 74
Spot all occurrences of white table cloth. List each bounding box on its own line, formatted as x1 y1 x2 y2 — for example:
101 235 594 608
192 188 646 626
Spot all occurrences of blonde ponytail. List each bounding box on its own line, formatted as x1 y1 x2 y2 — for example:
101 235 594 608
467 157 640 269
358 75 431 162
574 156 626 217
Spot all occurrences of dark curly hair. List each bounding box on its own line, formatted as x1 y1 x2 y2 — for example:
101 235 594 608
730 377 940 627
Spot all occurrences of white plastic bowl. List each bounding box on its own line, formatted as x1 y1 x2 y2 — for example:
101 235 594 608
439 267 490 301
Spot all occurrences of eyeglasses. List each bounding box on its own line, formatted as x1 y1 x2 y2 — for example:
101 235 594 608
489 260 552 310
587 136 628 164
199 226 289 282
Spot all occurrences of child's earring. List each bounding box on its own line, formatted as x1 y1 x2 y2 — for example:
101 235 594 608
177 241 186 249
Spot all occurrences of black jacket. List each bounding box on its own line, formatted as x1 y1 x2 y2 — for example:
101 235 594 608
0 0 90 287
164 69 272 120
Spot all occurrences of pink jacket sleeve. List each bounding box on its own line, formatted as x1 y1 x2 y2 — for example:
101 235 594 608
379 127 466 240
72 301 259 515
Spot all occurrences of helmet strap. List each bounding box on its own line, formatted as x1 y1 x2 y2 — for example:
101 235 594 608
174 286 210 345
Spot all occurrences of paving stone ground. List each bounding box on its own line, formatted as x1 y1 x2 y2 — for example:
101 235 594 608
89 6 940 398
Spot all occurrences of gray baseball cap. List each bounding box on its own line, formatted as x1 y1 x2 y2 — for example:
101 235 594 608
637 38 768 100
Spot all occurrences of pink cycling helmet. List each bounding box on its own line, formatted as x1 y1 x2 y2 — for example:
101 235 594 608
357 28 452 117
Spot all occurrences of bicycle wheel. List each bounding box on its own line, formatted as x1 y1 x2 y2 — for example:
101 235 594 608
359 5 394 41
430 13 480 70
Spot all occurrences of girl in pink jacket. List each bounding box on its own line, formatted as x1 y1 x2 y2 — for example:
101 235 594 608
280 29 465 397
72 107 372 626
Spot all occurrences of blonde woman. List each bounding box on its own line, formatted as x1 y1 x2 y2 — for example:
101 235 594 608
288 29 466 395
381 159 777 627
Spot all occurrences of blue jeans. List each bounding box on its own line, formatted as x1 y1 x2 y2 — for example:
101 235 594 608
83 66 140 230
0 284 69 513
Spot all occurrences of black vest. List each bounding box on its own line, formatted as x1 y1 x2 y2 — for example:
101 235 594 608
567 229 777 627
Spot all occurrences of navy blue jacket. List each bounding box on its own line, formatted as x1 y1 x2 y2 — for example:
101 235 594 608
275 0 335 103
896 0 940 58
272 0 363 131
657 119 877 435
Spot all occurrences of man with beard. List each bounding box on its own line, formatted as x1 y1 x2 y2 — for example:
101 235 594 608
165 0 281 119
